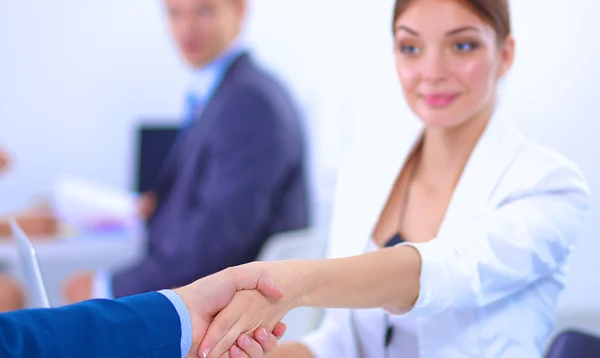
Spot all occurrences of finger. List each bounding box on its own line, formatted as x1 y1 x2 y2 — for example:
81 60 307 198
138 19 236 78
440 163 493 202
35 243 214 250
236 334 265 357
229 345 247 358
207 319 251 358
272 322 287 340
199 308 242 358
253 328 278 353
229 345 248 358
231 267 283 299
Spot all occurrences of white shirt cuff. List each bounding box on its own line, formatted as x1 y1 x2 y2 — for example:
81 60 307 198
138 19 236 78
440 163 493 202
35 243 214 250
400 240 453 316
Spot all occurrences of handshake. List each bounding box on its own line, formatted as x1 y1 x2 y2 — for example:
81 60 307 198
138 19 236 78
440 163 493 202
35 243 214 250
173 261 301 358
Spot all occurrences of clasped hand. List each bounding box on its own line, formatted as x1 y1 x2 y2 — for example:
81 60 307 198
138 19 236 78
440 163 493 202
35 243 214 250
201 288 294 358
175 263 298 358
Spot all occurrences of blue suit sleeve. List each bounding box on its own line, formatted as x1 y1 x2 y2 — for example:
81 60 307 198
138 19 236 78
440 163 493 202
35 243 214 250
0 292 181 358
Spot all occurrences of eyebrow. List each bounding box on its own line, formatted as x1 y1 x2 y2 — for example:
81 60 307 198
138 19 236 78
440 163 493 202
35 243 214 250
395 25 481 36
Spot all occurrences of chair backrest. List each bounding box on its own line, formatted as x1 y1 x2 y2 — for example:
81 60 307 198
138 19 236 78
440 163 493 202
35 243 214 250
257 227 330 341
546 330 600 358
258 226 329 262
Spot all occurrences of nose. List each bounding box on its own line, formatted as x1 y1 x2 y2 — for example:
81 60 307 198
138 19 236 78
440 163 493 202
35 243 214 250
420 50 448 83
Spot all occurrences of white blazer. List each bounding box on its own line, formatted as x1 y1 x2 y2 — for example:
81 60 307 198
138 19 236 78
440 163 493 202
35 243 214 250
301 117 590 357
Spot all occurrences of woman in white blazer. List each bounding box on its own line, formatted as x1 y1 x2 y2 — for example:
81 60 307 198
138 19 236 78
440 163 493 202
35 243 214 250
197 0 591 357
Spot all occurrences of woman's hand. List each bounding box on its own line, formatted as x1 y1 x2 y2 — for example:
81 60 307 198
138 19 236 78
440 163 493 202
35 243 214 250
198 260 310 357
198 263 298 358
200 290 292 358
228 324 287 358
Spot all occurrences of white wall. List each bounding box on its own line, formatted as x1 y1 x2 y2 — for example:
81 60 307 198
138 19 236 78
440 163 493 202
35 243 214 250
1 0 600 331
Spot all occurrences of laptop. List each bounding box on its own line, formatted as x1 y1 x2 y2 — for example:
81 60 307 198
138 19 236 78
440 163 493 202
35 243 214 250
9 218 51 308
135 125 179 193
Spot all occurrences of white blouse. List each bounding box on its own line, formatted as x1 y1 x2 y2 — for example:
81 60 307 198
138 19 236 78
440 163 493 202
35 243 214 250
299 118 590 357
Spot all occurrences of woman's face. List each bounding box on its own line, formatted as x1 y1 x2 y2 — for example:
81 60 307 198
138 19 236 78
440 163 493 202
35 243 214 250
394 0 514 129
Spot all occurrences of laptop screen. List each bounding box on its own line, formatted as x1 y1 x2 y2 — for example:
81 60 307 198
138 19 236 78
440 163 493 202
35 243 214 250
135 125 179 193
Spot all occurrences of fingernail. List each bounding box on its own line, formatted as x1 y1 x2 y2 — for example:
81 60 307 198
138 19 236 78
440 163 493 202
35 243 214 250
269 277 282 290
240 335 252 348
231 346 242 357
201 348 210 358
258 328 268 341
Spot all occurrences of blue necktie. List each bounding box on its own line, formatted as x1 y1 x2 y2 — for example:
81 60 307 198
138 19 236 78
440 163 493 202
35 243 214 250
182 93 203 129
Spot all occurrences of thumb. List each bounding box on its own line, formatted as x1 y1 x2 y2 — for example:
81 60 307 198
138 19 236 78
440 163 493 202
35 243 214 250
232 267 284 299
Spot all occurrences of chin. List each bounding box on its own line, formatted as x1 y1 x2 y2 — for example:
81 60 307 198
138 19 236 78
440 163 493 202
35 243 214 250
182 53 211 68
414 109 466 129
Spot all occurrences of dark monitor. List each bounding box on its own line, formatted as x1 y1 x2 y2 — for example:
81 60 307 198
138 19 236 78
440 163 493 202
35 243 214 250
135 124 179 193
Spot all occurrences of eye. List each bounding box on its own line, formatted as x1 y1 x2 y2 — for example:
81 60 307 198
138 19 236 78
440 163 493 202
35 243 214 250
399 44 420 55
454 41 480 52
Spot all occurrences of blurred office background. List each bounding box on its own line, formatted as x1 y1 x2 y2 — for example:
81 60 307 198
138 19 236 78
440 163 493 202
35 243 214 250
1 0 599 341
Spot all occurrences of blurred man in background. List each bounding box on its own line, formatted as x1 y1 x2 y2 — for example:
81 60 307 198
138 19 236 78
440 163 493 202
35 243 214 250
65 0 308 302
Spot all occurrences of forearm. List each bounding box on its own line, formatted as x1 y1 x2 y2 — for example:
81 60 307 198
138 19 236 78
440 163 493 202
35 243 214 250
0 220 9 237
270 245 422 313
267 342 314 358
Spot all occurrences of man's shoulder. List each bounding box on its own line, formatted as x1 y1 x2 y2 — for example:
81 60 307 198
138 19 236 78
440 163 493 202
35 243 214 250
224 54 295 106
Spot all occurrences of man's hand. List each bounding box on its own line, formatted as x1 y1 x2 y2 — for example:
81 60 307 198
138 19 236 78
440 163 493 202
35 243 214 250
202 290 293 358
138 192 157 219
63 272 95 304
173 266 286 357
197 261 304 358
0 147 11 175
0 213 59 240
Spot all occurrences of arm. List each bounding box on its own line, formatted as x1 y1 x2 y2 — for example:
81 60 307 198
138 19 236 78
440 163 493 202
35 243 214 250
0 292 181 358
294 165 589 314
201 163 590 357
2 266 285 358
111 87 289 296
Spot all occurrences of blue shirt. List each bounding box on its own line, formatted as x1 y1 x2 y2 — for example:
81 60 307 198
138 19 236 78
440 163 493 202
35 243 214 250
158 290 192 357
181 39 247 128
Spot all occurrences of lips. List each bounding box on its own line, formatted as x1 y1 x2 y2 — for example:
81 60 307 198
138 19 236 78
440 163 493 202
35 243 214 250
421 93 460 108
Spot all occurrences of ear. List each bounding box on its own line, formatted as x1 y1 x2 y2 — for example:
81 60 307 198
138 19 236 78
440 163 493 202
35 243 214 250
497 35 515 78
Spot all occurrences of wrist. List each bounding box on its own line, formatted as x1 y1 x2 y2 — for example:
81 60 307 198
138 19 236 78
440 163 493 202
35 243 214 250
255 260 315 310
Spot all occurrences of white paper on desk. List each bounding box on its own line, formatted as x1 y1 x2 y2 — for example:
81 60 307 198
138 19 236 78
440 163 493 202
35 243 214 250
52 174 138 229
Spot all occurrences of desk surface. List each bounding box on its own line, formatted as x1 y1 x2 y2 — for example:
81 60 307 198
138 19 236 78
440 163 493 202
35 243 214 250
0 227 145 307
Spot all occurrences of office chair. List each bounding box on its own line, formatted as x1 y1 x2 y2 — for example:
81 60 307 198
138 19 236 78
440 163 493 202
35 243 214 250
546 329 600 358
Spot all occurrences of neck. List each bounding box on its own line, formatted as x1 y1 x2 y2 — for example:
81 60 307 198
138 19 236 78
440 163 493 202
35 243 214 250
416 105 494 189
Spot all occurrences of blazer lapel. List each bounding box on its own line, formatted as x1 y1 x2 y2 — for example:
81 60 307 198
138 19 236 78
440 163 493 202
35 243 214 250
437 118 526 237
